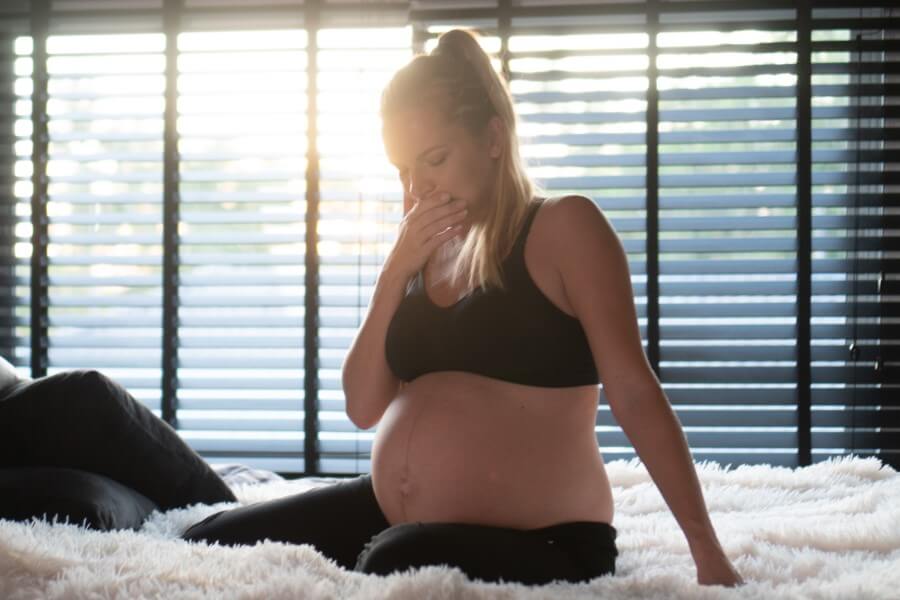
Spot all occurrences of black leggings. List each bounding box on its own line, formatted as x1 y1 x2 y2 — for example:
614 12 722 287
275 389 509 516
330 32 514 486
181 475 618 585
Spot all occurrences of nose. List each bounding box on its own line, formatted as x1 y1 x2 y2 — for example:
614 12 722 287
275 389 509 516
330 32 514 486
407 166 435 202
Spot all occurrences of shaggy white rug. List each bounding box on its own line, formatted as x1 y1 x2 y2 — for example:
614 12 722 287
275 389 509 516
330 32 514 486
1 455 898 599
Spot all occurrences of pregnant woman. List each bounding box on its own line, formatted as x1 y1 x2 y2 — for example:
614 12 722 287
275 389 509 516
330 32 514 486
181 28 743 587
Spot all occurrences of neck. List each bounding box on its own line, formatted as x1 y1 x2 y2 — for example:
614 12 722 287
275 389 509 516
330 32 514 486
430 236 462 267
427 233 467 287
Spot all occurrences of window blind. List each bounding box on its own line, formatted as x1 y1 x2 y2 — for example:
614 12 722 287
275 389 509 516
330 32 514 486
175 27 308 472
810 5 898 465
37 2 166 411
656 4 800 466
10 0 172 399
1 2 29 377
3 0 896 474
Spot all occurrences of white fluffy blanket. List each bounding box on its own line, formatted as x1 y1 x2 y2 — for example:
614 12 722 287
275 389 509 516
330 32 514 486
1 455 898 599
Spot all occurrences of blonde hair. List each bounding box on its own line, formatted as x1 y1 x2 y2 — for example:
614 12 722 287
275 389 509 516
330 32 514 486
380 29 536 291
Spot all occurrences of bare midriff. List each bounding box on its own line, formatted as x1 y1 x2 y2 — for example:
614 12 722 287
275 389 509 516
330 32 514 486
370 370 615 529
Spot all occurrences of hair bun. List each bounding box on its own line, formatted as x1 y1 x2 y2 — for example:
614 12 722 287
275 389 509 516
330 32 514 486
432 29 485 67
432 29 504 104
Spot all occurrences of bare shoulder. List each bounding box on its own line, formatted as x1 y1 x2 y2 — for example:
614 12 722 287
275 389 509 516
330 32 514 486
534 194 619 256
540 194 610 227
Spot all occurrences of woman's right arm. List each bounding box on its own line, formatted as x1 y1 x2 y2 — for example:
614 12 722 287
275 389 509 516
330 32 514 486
341 267 409 430
341 190 467 429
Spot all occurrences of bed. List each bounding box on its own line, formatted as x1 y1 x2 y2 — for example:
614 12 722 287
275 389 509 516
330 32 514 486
1 455 897 599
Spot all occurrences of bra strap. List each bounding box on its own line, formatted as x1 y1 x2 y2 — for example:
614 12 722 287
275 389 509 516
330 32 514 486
504 199 544 279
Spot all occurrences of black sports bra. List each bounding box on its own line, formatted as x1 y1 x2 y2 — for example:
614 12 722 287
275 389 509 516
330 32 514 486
384 199 600 388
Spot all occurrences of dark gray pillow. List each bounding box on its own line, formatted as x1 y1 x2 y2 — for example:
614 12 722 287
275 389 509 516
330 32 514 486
0 368 236 510
0 467 159 530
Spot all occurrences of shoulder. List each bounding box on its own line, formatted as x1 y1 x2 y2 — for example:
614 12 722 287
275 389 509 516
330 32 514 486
537 194 611 231
533 194 619 258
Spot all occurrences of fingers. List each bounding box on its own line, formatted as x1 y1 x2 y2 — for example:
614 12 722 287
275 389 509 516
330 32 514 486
393 191 467 278
420 204 467 239
402 187 415 216
407 195 466 241
405 191 465 223
421 221 465 257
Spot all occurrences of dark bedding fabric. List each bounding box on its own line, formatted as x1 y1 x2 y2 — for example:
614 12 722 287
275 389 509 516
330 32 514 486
0 467 159 530
0 365 236 514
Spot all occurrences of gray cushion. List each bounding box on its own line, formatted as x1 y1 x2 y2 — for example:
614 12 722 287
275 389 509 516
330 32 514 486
0 466 159 530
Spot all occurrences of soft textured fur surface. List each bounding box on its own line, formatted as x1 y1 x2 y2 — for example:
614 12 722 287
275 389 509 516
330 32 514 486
1 455 897 599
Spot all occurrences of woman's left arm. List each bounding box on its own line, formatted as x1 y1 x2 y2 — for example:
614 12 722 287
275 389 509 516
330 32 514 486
547 196 744 587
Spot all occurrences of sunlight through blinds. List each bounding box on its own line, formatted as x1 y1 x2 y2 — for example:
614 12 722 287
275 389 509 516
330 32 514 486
316 26 411 474
657 4 799 466
176 28 308 472
41 28 166 413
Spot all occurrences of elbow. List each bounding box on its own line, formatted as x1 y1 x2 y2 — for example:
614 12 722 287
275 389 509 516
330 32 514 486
605 375 668 418
341 358 400 430
341 371 373 430
349 412 378 431
345 396 380 430
342 373 390 430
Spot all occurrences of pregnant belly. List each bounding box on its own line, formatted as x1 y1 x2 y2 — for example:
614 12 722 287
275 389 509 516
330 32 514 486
370 371 615 529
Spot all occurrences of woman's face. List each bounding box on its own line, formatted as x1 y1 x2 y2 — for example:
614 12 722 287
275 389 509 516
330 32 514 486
383 105 501 219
